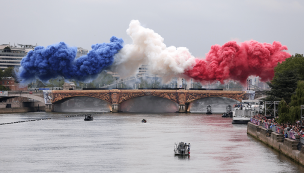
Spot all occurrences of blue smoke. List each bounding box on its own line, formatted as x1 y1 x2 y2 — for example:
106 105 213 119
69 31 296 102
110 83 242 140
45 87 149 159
18 36 123 83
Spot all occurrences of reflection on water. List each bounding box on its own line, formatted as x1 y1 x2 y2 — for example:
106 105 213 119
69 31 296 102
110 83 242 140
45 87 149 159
175 155 190 160
190 97 239 113
0 112 303 172
120 96 179 112
54 97 111 112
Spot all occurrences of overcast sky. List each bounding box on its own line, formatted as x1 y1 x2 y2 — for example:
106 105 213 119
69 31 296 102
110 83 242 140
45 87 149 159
1 0 303 57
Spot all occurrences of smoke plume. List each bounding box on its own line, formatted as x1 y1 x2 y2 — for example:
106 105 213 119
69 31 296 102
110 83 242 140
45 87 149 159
184 41 291 84
17 20 291 85
18 36 123 83
112 20 196 82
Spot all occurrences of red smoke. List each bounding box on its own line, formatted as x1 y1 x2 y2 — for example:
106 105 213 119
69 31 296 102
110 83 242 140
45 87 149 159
184 40 291 84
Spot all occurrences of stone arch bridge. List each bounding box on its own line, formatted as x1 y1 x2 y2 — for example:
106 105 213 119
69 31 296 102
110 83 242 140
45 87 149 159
47 89 246 112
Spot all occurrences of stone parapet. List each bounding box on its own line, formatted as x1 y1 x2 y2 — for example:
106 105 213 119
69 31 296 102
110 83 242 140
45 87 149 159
284 138 299 150
271 132 284 142
260 127 272 137
247 122 303 166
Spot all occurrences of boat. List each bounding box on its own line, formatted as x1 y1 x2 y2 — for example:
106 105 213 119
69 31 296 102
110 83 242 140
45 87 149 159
242 100 264 114
206 105 212 114
222 105 233 117
84 114 93 121
142 119 147 123
232 100 263 124
174 142 190 156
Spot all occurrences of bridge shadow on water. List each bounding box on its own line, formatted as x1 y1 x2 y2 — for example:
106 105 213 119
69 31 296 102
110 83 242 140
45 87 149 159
120 96 179 113
53 96 111 112
52 96 240 114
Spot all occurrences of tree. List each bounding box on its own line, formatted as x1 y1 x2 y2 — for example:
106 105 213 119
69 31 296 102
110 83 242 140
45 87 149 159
218 80 244 91
91 71 115 87
275 53 304 80
266 54 304 103
192 82 202 89
277 81 304 124
3 67 17 79
277 99 290 124
289 80 304 107
87 82 95 88
267 70 298 104
0 85 9 91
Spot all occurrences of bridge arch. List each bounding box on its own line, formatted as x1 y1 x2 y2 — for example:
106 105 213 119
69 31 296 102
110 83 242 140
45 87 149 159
119 95 179 112
185 91 244 103
189 97 240 113
53 96 111 112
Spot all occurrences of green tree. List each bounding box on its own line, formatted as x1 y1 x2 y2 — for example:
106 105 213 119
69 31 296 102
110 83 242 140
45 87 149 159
91 71 115 87
267 70 298 103
87 82 95 88
277 81 304 124
0 70 3 78
3 67 17 79
277 99 290 124
289 81 304 107
266 54 304 103
0 85 10 91
192 82 202 89
275 53 304 80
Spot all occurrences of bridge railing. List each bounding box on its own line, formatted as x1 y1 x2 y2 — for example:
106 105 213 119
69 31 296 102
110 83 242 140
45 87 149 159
8 91 43 94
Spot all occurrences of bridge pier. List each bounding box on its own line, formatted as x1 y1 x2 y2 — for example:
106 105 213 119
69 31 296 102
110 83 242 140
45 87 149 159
45 104 54 112
178 104 188 113
112 104 119 113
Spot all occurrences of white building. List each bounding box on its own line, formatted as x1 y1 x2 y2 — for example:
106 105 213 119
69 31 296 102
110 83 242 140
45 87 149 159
0 43 36 70
76 47 89 58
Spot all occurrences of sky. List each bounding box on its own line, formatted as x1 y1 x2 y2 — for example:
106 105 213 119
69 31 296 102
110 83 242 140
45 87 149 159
1 0 303 58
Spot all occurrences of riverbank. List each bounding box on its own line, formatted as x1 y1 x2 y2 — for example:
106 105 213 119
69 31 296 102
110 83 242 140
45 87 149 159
0 106 45 113
247 122 304 166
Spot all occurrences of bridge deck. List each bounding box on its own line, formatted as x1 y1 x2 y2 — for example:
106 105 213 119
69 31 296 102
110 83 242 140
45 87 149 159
51 89 245 104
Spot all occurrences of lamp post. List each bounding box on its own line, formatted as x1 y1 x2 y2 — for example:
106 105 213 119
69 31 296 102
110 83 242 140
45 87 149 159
154 75 156 88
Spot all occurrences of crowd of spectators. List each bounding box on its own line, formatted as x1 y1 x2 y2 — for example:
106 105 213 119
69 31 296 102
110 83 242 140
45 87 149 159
251 114 304 139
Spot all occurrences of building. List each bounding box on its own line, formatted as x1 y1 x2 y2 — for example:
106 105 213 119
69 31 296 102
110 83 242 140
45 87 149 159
1 77 28 91
0 43 36 70
76 47 89 58
63 82 76 90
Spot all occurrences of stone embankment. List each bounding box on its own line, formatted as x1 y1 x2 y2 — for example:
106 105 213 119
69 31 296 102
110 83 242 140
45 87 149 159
0 107 45 113
247 122 304 165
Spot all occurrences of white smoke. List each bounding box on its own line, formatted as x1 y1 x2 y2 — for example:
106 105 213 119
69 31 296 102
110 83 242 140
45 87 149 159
112 20 196 82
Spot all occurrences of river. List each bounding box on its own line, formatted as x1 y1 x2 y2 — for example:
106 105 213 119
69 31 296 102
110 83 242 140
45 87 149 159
0 112 303 172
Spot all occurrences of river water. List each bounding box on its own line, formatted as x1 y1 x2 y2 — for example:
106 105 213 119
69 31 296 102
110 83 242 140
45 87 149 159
0 112 303 173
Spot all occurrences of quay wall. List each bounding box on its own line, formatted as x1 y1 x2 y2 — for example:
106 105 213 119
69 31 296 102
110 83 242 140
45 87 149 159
0 106 45 114
247 122 304 165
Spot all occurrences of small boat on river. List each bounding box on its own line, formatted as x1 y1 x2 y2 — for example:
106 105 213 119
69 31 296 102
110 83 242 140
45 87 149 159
174 142 190 156
222 105 233 117
142 119 147 123
84 114 93 121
